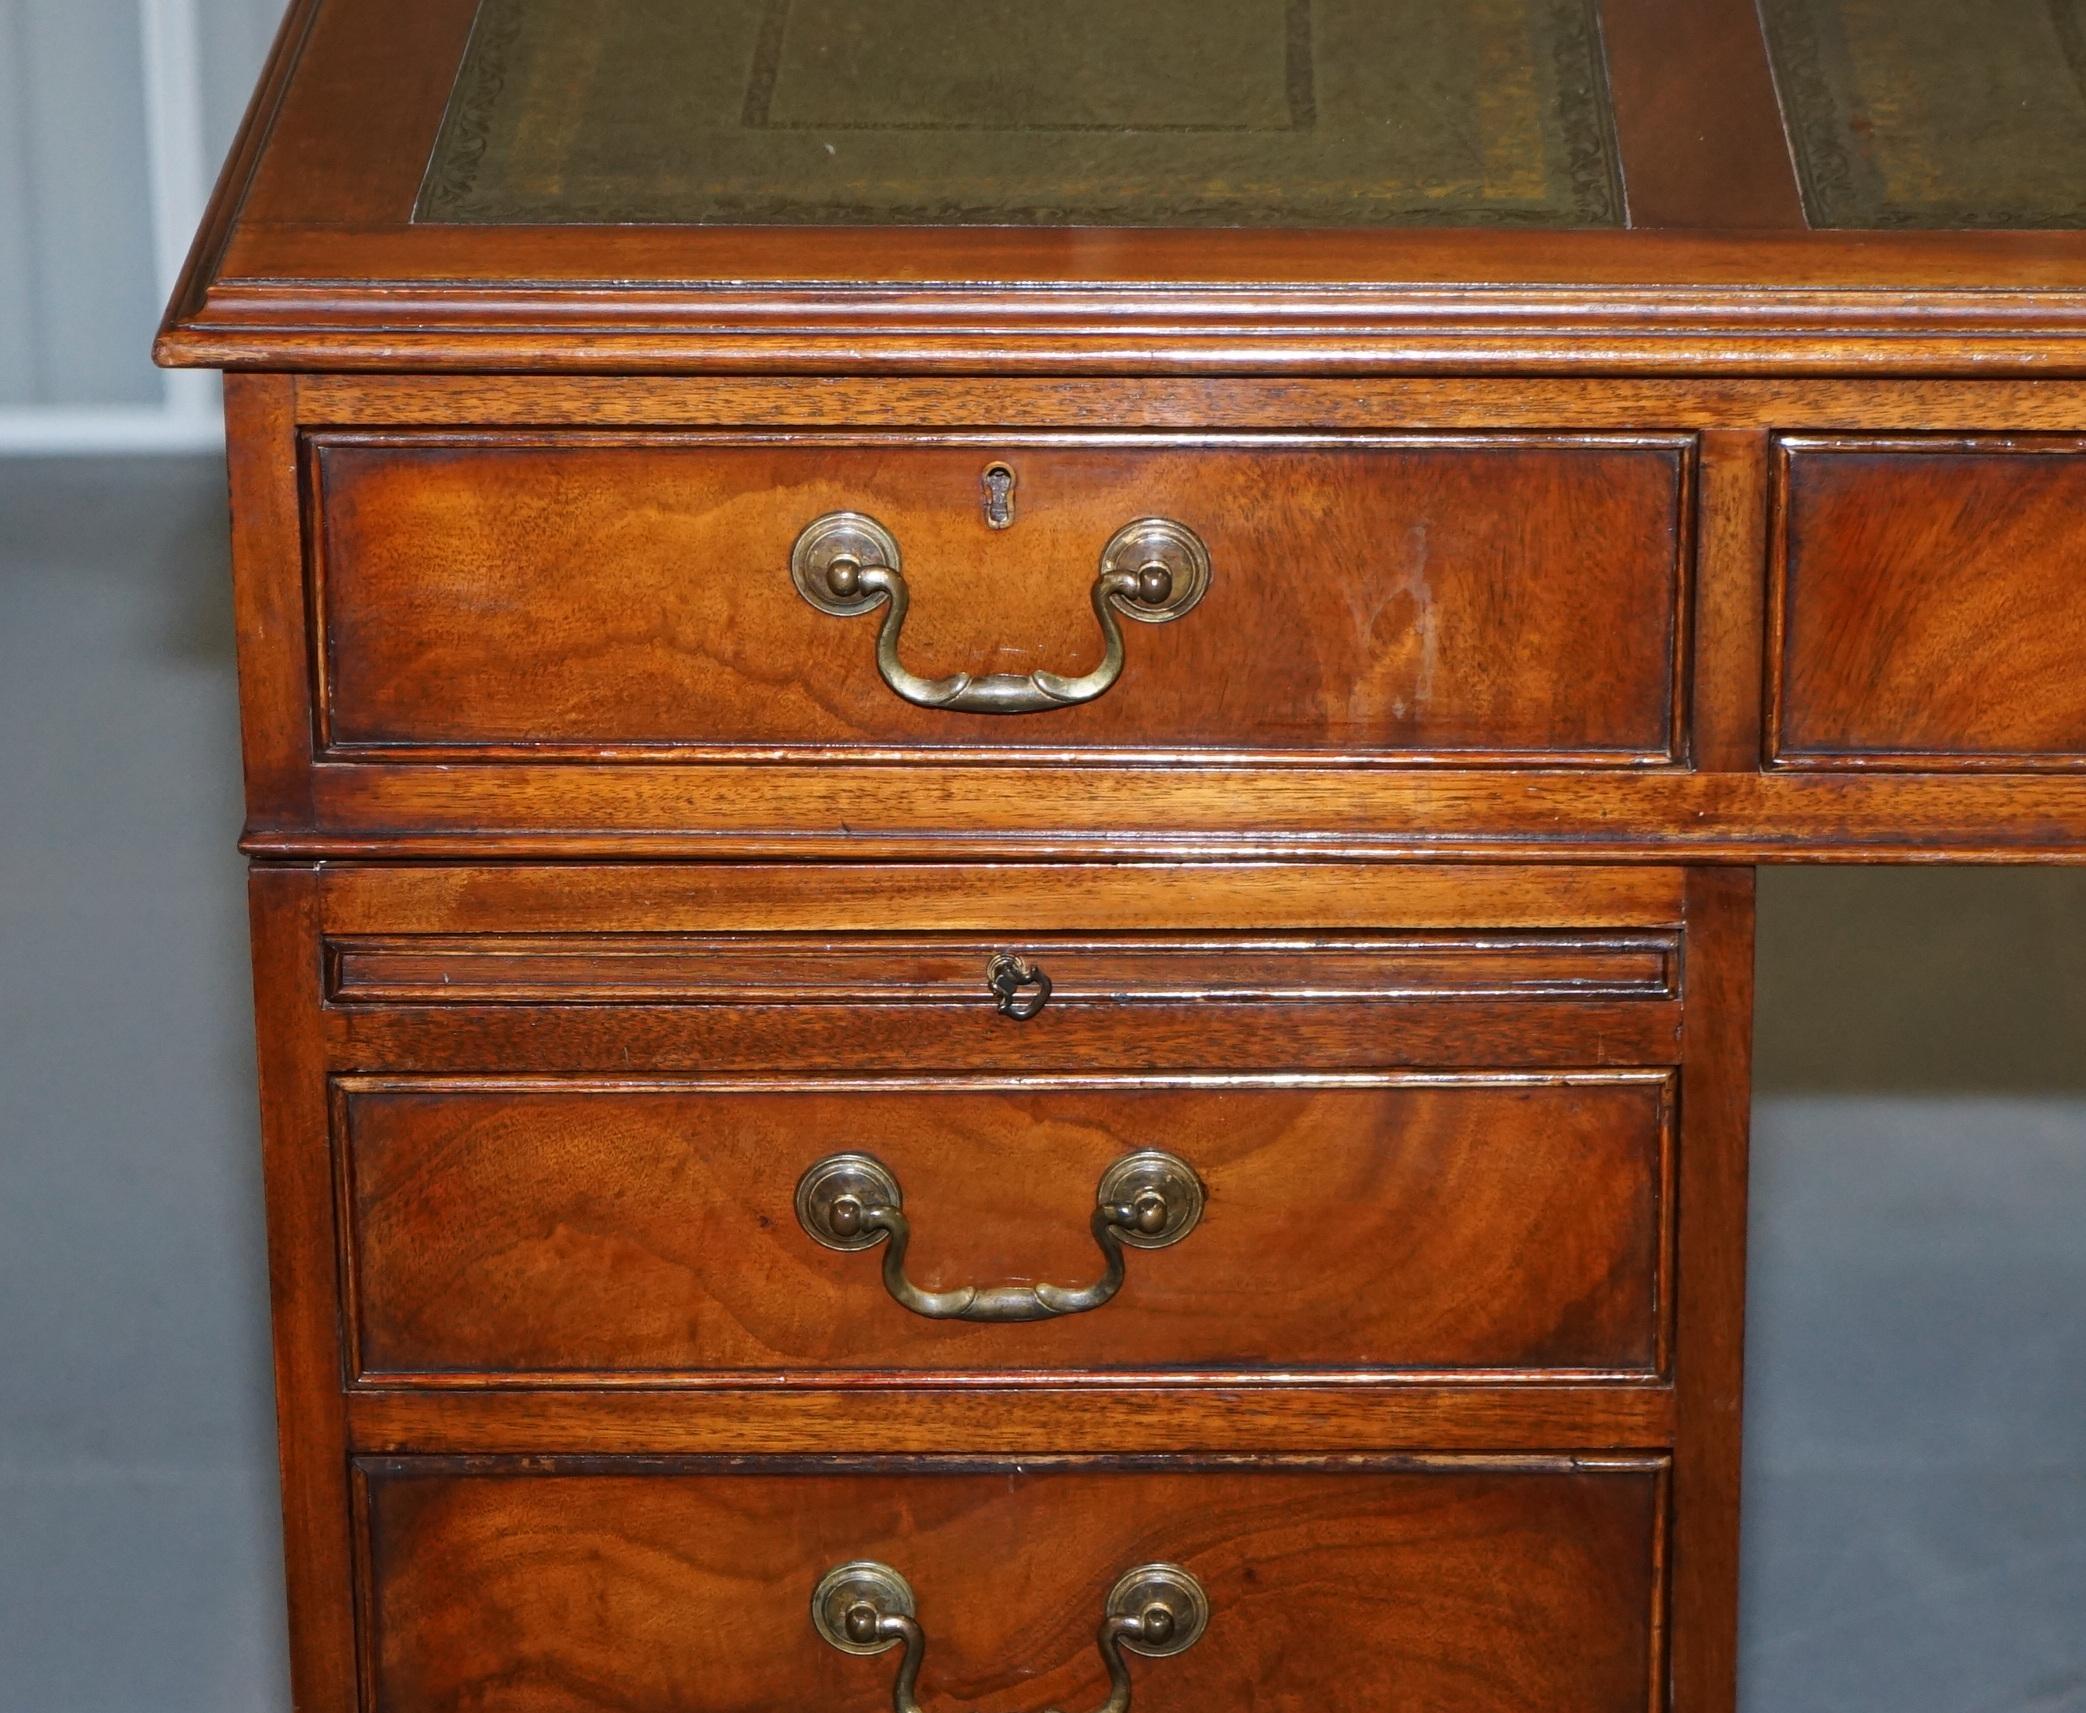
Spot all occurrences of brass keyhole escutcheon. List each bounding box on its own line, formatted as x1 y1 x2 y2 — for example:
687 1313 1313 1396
982 461 1017 529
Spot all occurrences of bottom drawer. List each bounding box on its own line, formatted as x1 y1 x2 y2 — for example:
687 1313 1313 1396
360 1456 1666 1712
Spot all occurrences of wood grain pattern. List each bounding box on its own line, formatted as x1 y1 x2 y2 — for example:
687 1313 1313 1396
358 1456 1668 1713
310 432 1691 763
326 931 1680 1007
284 759 2086 863
161 268 2086 376
1602 0 1804 229
223 376 313 829
338 1073 1674 1383
248 868 359 1712
1771 438 2086 768
1668 868 1754 1713
291 372 2086 434
344 1385 1678 1454
1692 431 1772 771
312 863 1690 935
326 998 1681 1079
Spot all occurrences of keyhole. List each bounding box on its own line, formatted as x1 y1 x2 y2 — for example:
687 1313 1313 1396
982 462 1017 530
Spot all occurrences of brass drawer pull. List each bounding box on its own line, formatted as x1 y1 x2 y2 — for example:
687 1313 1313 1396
790 511 1212 715
795 1149 1204 1323
986 951 1051 1019
813 1559 1208 1713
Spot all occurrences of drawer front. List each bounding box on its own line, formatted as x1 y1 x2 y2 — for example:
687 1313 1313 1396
323 925 1683 1073
310 433 1692 763
1772 437 2086 769
339 1073 1674 1383
361 1457 1665 1713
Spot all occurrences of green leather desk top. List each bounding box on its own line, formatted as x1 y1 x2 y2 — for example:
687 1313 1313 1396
418 0 1626 228
1762 0 2086 229
417 0 2086 233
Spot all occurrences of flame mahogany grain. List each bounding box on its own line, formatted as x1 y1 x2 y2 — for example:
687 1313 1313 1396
338 1074 1675 1383
358 1457 1668 1713
309 433 1691 764
203 378 2086 860
1772 438 2086 769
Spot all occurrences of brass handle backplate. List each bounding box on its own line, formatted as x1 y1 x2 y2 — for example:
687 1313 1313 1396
795 1150 1204 1323
790 511 1211 715
812 1560 1208 1713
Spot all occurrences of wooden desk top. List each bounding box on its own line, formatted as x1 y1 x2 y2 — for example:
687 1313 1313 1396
159 0 2086 374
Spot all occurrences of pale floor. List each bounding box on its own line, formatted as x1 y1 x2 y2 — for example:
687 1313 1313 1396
2 459 2082 1712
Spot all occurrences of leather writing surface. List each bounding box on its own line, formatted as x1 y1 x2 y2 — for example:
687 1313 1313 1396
1763 0 2086 229
418 0 1624 227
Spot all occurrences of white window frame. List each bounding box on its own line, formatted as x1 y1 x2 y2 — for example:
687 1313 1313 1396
0 0 222 455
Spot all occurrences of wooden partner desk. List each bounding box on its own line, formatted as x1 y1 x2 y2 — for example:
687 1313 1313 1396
158 2 2086 1708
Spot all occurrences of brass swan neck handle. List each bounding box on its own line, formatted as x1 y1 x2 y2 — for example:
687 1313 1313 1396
812 1561 1209 1713
794 1150 1204 1323
790 511 1212 715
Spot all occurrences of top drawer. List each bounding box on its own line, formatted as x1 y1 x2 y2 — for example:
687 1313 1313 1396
309 432 1691 765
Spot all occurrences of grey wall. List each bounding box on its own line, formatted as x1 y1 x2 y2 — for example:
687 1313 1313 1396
1 456 2082 1711
0 460 275 1712
198 0 290 161
1747 872 2086 1712
0 0 282 410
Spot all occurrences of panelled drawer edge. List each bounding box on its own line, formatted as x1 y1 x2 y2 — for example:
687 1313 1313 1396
1770 434 2086 770
324 930 1683 1007
355 1454 1671 1713
304 430 1696 766
333 1070 1678 1385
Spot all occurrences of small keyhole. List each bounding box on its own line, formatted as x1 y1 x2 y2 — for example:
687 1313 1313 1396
982 462 1017 530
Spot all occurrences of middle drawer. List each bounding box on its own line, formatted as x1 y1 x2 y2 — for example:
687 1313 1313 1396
340 1071 1673 1383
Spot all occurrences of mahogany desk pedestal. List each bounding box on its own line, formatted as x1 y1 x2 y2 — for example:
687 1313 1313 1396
160 2 2086 1708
